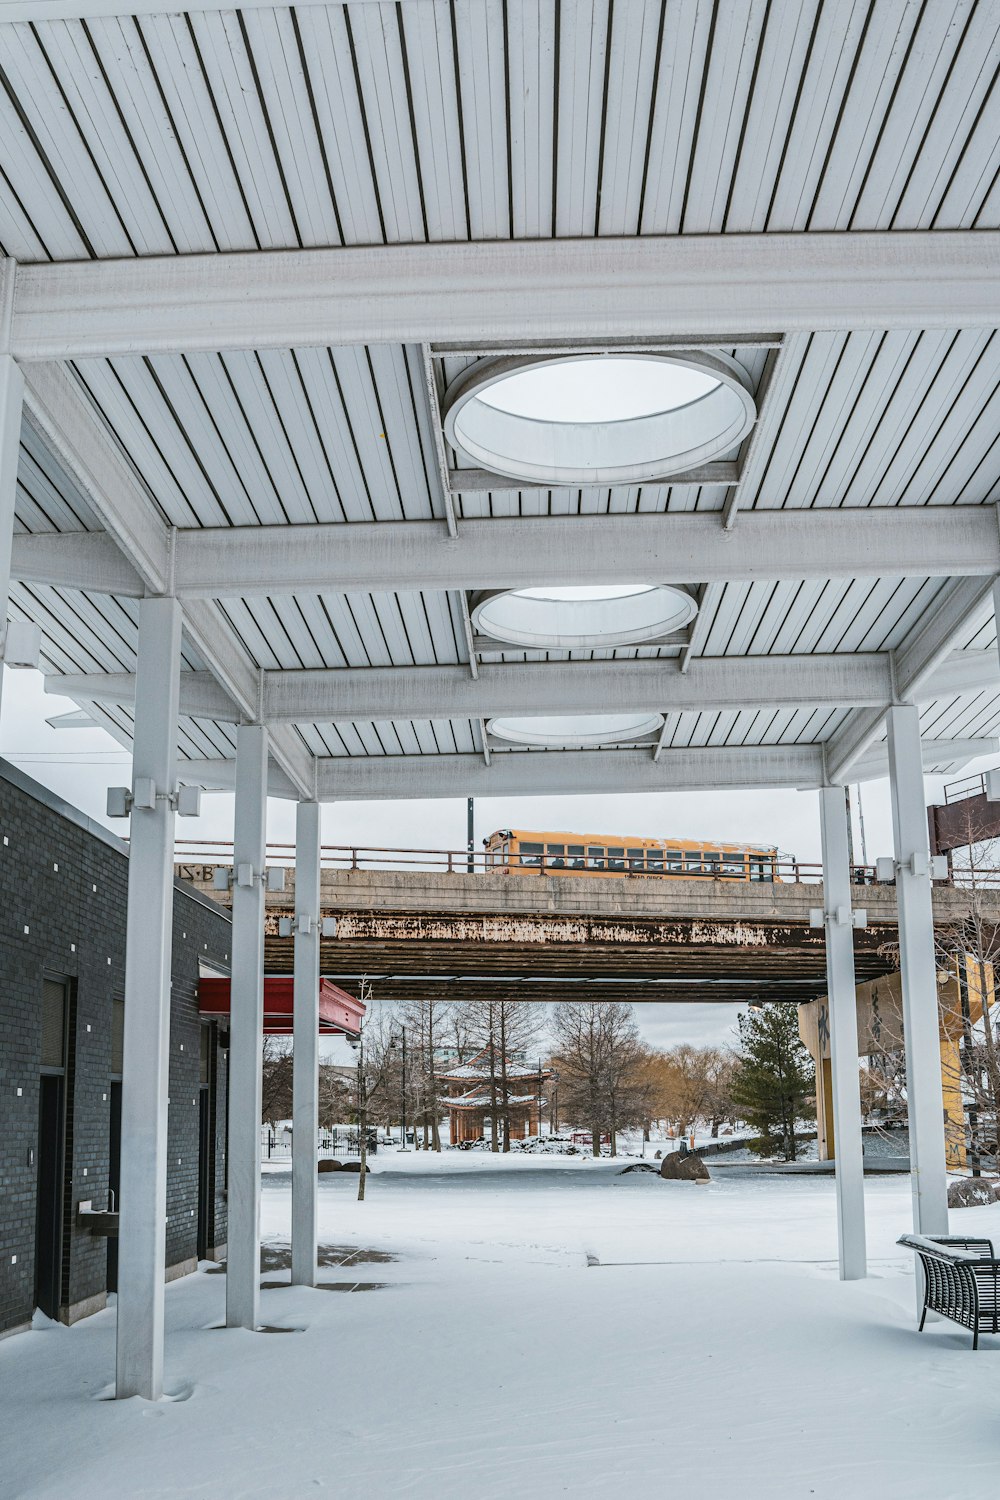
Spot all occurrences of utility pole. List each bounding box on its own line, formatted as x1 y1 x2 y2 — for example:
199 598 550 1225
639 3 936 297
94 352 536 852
357 1021 366 1200
467 797 475 874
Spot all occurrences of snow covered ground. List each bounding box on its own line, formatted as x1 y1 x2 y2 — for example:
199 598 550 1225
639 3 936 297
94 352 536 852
4 1155 1000 1500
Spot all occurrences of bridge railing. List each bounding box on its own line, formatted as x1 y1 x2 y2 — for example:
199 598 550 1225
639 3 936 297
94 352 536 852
173 839 884 886
943 772 989 804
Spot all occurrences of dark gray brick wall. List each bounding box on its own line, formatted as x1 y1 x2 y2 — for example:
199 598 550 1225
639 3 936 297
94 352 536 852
0 763 231 1336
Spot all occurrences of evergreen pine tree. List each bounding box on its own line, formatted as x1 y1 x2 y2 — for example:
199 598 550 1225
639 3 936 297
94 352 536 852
731 1004 815 1160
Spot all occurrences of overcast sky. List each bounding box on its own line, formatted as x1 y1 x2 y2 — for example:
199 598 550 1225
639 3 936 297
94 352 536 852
5 664 989 1056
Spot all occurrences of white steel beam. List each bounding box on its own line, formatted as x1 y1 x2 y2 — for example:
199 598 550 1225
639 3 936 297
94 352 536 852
171 506 1000 597
44 649 1000 726
176 757 298 799
851 737 999 784
265 653 891 720
18 363 314 798
921 648 1000 699
314 745 825 801
21 364 170 592
887 704 949 1238
115 595 181 1400
0 359 24 710
291 801 320 1289
817 786 866 1282
11 233 1000 360
47 670 236 719
826 575 999 784
11 529 144 596
1 260 27 711
13 506 1000 600
227 724 268 1332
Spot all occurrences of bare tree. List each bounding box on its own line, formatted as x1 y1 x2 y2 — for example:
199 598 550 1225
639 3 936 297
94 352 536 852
399 998 451 1151
600 1005 647 1155
551 1000 648 1155
261 1037 293 1126
457 999 542 1150
317 1061 353 1129
350 990 401 1197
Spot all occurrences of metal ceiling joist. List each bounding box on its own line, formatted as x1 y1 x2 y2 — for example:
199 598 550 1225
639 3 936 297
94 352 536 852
9 233 1000 360
0 0 403 16
13 505 999 601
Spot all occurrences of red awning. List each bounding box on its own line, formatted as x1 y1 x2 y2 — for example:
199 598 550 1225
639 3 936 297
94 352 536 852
198 976 364 1036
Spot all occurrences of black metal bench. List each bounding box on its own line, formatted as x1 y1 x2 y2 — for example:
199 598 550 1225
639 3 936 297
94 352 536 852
897 1234 1000 1349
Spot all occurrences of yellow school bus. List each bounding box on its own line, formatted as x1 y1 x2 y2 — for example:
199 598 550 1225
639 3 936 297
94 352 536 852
482 829 780 882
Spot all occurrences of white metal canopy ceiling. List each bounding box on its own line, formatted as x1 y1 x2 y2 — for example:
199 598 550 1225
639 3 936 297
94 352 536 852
2 0 1000 800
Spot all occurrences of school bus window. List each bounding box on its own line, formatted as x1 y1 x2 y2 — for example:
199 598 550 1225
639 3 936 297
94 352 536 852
704 851 721 875
684 852 703 873
666 850 684 872
647 850 664 872
567 845 586 869
587 846 606 870
627 848 645 872
750 857 772 882
520 842 543 868
547 844 566 868
607 847 626 871
722 851 745 876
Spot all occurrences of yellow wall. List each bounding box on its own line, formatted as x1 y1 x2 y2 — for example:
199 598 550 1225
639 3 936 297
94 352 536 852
798 954 997 1171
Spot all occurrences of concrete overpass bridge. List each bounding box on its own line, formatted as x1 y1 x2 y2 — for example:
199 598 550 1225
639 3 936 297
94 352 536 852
178 852 993 1008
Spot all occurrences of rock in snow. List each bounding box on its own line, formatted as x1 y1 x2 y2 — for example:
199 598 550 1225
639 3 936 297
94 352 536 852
660 1152 711 1182
947 1177 1000 1208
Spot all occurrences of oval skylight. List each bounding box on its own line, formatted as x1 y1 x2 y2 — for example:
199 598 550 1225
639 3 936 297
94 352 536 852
488 713 664 748
443 353 755 485
472 583 697 650
475 358 721 423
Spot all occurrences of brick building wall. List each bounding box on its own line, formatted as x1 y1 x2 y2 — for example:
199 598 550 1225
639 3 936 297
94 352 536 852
0 761 232 1338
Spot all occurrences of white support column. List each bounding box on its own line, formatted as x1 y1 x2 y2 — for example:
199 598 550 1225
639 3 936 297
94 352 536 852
818 786 867 1280
115 596 182 1400
0 341 25 718
291 800 321 1287
226 724 268 1330
887 703 949 1236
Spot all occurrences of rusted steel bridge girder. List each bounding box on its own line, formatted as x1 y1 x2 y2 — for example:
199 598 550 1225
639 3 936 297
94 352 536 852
180 867 995 1009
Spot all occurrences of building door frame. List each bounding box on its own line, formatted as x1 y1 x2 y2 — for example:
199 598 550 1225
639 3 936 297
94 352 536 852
35 976 70 1320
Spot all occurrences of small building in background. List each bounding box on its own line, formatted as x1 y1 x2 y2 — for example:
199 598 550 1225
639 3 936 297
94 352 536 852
437 1050 551 1145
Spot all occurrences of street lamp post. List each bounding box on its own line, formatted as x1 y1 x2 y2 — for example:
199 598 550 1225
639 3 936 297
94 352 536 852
348 1022 367 1202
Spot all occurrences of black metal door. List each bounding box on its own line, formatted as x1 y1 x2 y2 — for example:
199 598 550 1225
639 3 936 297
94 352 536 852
197 1088 210 1261
34 1074 65 1320
106 1080 122 1292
